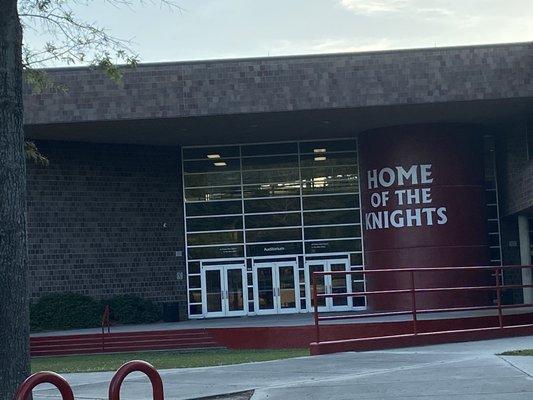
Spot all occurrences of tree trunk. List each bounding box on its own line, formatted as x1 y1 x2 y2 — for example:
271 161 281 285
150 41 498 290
0 0 30 398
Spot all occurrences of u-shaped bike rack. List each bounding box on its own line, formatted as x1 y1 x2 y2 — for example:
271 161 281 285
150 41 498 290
14 371 75 400
108 360 165 400
14 360 164 400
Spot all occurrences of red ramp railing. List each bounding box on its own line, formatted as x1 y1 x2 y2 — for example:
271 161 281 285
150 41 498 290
312 264 533 344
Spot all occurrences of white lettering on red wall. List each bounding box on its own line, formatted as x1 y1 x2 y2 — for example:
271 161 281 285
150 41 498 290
364 164 448 230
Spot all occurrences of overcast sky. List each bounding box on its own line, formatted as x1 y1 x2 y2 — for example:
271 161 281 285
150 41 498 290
24 0 533 65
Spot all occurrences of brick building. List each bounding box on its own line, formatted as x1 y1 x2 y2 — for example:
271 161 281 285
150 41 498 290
23 42 533 320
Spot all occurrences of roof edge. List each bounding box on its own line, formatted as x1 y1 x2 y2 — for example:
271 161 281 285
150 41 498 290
36 40 533 73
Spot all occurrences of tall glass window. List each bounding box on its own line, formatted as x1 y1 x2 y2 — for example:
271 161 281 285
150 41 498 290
182 139 363 316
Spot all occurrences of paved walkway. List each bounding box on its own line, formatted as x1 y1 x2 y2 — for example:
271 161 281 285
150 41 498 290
33 336 533 399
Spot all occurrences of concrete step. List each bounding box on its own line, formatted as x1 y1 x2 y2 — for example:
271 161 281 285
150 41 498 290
30 328 224 357
33 337 218 350
32 332 211 345
31 329 209 341
32 343 223 357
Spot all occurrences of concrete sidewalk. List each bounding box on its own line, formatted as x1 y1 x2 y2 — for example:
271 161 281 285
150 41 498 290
33 336 533 400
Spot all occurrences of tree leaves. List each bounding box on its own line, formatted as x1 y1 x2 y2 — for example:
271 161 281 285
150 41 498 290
18 0 180 163
25 141 49 166
18 0 150 88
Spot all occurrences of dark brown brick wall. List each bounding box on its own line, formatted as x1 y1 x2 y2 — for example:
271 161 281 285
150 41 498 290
26 141 187 317
23 42 533 125
498 122 533 216
499 216 524 303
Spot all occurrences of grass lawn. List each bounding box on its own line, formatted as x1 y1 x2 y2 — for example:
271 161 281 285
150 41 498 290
31 348 309 373
499 349 533 356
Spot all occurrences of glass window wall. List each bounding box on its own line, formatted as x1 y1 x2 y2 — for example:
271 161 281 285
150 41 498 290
183 139 363 316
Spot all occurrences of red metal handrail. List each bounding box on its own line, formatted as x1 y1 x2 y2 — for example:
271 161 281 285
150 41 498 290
312 264 533 343
314 264 533 273
14 371 74 400
101 304 111 351
108 360 164 400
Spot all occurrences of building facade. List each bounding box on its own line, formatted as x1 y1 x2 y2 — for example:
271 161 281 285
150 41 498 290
24 42 533 320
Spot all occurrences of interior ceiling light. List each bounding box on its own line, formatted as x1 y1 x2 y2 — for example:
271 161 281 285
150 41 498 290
314 156 327 161
207 154 221 159
314 148 326 153
214 162 227 167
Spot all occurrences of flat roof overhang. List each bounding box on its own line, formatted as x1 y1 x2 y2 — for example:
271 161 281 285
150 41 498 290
23 42 533 145
25 97 533 146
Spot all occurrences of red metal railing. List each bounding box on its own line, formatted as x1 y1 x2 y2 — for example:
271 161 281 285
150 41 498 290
312 265 533 343
14 360 164 400
101 304 111 351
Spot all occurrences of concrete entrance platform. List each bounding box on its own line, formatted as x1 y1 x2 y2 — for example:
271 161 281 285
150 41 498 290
31 308 533 337
33 335 533 400
30 314 323 337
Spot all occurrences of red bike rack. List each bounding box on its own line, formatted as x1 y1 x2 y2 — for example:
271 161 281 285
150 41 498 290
108 360 165 400
14 371 74 400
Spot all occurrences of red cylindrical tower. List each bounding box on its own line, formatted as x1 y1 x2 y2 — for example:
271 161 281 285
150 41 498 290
359 124 491 311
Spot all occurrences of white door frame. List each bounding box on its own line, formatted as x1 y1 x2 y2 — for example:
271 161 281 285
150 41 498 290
253 261 300 315
275 261 300 314
201 264 248 318
327 259 353 312
305 261 329 313
305 258 352 312
201 266 225 318
224 265 248 317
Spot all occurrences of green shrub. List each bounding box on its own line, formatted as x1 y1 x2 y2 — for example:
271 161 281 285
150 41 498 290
30 293 162 332
105 295 161 325
30 293 102 332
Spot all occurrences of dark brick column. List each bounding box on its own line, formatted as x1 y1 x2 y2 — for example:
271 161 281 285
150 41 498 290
499 121 533 216
496 121 533 304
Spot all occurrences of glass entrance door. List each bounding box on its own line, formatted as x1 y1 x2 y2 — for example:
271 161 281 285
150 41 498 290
202 265 247 318
226 267 246 315
307 263 326 310
204 268 225 317
305 259 352 312
253 261 299 315
277 263 298 314
255 266 275 314
330 262 350 309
